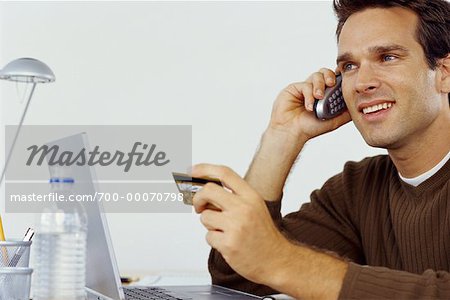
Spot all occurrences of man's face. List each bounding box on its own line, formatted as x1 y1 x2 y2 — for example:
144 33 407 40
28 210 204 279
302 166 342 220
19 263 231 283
337 7 445 149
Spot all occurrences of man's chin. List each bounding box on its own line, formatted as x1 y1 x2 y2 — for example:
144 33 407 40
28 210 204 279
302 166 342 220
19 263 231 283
361 134 398 150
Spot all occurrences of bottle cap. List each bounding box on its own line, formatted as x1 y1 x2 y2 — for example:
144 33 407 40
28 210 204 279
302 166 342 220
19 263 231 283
49 177 75 183
62 178 75 183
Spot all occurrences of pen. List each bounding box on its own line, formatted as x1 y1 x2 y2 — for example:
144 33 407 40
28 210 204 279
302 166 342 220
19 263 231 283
8 228 34 267
0 216 5 241
0 215 8 266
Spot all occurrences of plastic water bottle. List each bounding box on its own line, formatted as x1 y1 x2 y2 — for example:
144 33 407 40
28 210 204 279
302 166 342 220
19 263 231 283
33 177 87 300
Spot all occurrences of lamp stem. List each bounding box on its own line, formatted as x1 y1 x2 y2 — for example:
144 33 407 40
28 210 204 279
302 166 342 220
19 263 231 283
0 82 37 185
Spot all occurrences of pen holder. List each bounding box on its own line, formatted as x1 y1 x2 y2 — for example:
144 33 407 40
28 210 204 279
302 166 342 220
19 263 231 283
0 267 33 300
0 240 32 267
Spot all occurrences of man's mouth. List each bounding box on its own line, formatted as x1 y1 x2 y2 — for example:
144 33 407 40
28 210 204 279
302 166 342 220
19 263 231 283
362 102 393 115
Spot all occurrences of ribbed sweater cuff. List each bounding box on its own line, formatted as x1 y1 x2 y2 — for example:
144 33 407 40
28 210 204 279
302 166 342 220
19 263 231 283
337 262 448 299
338 262 363 299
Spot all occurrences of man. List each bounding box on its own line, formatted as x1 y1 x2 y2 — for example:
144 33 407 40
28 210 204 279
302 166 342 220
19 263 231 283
191 0 450 298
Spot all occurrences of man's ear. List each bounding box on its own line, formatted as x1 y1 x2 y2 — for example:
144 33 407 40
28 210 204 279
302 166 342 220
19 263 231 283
438 53 450 94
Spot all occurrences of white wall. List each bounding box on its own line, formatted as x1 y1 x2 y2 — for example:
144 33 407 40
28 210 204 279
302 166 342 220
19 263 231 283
0 1 385 275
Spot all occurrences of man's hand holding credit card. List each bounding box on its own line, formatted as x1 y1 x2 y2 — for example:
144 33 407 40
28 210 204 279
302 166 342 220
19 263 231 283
172 172 223 209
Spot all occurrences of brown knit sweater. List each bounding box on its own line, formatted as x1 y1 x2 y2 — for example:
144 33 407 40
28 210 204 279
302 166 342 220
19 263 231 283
208 155 450 299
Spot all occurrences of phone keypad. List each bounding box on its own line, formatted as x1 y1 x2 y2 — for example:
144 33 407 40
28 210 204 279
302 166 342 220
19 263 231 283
327 86 345 115
313 74 346 120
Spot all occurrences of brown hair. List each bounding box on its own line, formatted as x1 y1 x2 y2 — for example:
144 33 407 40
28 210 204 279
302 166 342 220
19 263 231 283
333 0 450 103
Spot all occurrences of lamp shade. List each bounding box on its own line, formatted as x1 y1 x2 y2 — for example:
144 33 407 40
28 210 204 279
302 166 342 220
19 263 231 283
0 57 55 83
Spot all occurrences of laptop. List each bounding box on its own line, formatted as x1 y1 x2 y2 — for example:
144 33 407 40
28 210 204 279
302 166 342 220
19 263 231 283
46 133 262 300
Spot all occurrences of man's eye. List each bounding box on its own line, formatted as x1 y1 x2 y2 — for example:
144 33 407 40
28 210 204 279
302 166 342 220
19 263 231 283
383 54 397 62
343 63 356 72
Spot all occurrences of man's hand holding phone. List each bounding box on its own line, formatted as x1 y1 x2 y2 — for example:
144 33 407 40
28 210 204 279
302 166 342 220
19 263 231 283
244 68 351 202
314 74 347 120
268 68 351 144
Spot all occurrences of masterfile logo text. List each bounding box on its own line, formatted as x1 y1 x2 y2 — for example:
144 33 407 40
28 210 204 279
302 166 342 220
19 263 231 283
26 142 170 172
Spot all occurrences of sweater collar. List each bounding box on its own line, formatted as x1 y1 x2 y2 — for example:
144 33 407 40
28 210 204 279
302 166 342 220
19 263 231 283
398 155 450 196
398 150 450 187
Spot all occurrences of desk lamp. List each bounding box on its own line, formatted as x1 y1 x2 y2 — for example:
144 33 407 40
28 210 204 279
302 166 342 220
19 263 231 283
0 57 55 184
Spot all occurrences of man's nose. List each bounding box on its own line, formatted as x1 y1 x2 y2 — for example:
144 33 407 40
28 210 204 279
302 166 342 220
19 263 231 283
355 63 381 94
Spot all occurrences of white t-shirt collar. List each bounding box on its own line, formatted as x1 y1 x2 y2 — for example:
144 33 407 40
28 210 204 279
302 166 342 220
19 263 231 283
399 150 450 187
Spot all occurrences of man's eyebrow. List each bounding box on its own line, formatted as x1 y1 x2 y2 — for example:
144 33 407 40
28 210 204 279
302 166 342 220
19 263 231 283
336 44 410 65
368 44 410 55
336 53 353 66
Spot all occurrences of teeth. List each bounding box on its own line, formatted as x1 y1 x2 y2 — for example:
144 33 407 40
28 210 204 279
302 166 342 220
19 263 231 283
363 102 392 114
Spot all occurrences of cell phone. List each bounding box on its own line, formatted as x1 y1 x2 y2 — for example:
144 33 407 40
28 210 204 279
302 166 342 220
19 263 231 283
172 172 222 206
313 74 346 120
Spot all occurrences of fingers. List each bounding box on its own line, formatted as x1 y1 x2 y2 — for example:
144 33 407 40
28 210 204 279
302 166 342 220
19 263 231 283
284 68 337 113
305 68 338 111
191 164 253 196
193 181 231 213
205 230 223 250
311 72 326 100
283 81 314 112
319 68 337 87
200 209 225 231
276 67 338 114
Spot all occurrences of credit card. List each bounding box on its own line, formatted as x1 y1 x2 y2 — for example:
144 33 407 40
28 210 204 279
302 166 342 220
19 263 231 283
172 172 222 205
